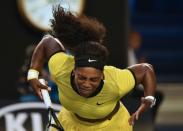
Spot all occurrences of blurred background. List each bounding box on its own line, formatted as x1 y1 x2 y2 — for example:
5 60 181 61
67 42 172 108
129 1 183 130
0 0 182 131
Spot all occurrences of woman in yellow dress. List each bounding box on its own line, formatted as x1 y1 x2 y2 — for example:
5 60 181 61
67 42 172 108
27 5 156 131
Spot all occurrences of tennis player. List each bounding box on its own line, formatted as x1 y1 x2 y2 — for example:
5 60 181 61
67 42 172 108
27 5 157 131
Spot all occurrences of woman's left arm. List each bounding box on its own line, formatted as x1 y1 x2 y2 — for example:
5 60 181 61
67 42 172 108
127 63 157 125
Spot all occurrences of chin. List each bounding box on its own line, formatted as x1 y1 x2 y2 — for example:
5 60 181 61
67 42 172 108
79 91 91 97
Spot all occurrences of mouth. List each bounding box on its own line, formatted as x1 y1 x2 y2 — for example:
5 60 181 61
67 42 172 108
77 87 93 97
78 88 91 93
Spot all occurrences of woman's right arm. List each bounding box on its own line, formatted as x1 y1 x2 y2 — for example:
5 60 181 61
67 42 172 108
28 35 65 99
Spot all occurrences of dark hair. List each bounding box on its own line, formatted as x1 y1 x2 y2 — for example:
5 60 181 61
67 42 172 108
50 5 107 49
74 41 109 63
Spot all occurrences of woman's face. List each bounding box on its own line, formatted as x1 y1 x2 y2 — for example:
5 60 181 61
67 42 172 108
73 67 103 97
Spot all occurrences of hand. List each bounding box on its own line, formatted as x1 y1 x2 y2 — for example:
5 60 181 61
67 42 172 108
128 97 152 125
128 109 140 126
29 79 51 100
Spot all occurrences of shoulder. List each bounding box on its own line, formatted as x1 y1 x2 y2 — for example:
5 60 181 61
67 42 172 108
42 34 55 42
103 65 117 73
41 35 65 50
49 52 74 63
127 63 154 85
104 65 126 78
127 63 154 75
104 65 126 72
48 52 74 76
104 65 135 78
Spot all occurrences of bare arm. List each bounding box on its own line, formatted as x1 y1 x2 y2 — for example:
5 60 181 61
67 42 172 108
28 35 65 98
30 35 65 71
128 63 157 125
129 63 156 96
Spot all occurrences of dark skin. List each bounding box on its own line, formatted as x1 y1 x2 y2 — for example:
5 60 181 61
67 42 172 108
73 67 103 97
29 35 156 126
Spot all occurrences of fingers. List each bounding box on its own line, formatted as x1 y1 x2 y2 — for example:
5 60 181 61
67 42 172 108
128 116 134 125
135 111 139 120
38 79 51 91
39 82 51 91
37 86 52 100
129 97 152 126
29 79 51 100
37 89 43 100
129 113 136 126
129 112 140 126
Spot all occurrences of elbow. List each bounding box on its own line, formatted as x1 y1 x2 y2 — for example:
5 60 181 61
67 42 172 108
129 63 156 86
141 63 156 83
141 63 154 72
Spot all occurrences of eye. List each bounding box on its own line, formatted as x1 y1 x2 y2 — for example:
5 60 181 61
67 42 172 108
78 76 86 81
90 78 100 83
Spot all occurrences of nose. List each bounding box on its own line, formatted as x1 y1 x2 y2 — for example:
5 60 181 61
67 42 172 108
82 81 92 89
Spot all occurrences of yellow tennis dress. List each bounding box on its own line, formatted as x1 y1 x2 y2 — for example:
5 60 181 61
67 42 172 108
48 52 135 131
